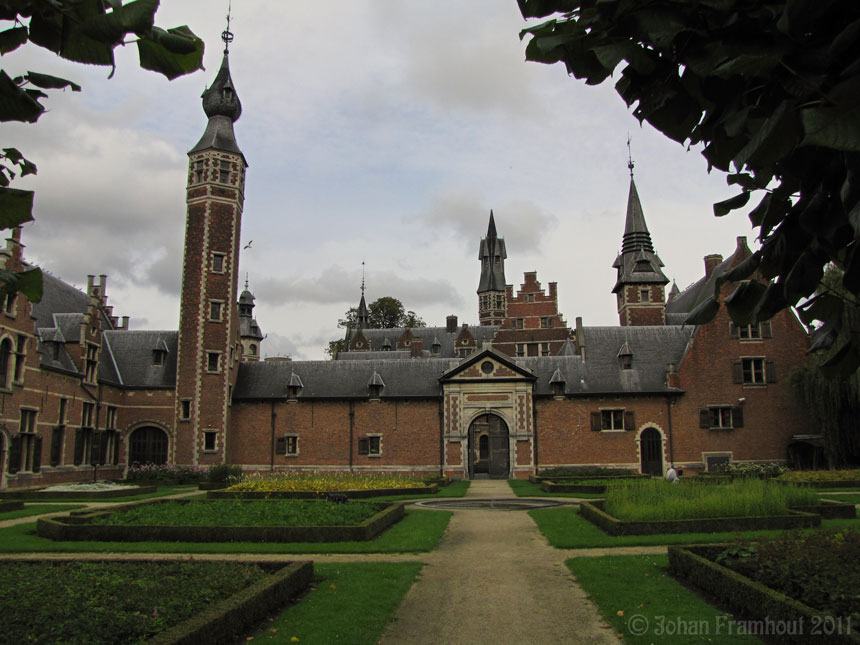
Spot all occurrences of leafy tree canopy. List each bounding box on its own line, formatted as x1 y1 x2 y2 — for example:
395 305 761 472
518 0 860 374
0 0 204 302
327 296 426 357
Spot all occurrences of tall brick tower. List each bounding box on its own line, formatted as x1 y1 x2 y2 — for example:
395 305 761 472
612 161 669 326
175 26 247 467
477 211 507 325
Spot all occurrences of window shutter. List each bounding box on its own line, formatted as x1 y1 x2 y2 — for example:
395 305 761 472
590 412 601 432
358 438 369 455
73 429 84 465
98 432 109 465
275 436 287 455
766 361 777 383
50 427 63 467
732 361 743 384
729 323 739 339
732 406 744 428
698 409 709 429
7 434 21 474
32 435 42 472
624 411 635 431
761 321 772 338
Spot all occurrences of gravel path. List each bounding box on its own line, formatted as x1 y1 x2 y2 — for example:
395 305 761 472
378 480 617 645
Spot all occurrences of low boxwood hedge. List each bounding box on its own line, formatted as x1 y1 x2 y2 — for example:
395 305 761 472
2 486 157 500
146 560 313 645
0 501 25 513
580 500 820 536
207 484 438 500
668 546 860 645
530 474 646 485
37 501 405 543
790 499 857 519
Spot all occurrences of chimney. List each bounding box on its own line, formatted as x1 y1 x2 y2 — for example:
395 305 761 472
575 316 586 360
704 254 723 278
446 315 458 333
411 337 423 358
121 316 129 330
666 362 680 388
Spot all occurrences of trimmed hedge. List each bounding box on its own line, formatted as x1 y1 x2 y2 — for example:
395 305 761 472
1 486 157 500
539 475 648 494
207 484 438 500
579 500 820 536
530 474 646 485
37 501 405 542
790 499 857 519
0 501 25 512
786 480 860 489
145 560 313 645
669 546 860 645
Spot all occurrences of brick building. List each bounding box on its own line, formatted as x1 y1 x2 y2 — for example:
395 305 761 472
0 46 812 489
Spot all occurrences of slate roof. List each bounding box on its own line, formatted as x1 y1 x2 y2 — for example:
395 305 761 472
340 325 498 359
239 316 263 340
101 331 178 388
190 52 244 158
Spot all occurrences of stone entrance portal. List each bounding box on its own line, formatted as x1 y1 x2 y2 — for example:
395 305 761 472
468 413 509 479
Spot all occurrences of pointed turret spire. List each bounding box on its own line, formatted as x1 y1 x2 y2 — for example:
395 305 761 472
477 210 508 326
189 15 243 157
355 262 370 330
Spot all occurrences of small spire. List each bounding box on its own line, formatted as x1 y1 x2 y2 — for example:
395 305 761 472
244 273 249 291
361 260 366 297
627 134 634 178
222 1 234 54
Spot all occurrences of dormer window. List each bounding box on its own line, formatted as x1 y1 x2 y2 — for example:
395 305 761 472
153 349 166 366
287 372 303 400
634 260 652 273
620 354 632 369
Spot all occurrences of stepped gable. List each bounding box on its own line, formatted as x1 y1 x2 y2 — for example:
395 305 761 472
233 358 454 399
101 330 178 388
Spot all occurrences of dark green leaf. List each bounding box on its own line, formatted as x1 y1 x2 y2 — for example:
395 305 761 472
784 250 825 304
0 186 33 227
713 190 750 216
725 280 768 325
0 25 28 54
0 70 44 122
2 147 22 164
808 323 837 353
78 0 158 44
752 282 788 322
25 71 81 92
820 338 860 378
137 25 204 80
796 292 843 327
801 107 860 151
683 296 721 326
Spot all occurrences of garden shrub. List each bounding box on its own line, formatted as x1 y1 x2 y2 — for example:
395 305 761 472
714 462 787 478
779 469 860 483
206 464 244 483
126 463 204 482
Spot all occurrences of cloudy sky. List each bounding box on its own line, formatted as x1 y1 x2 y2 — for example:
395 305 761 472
5 1 757 359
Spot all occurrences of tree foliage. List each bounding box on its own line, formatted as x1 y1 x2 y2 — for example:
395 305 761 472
790 266 860 466
519 0 860 373
0 0 204 302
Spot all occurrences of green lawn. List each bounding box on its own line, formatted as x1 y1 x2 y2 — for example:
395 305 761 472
0 504 87 521
0 507 451 554
507 479 605 499
364 480 470 502
820 493 860 504
250 562 422 644
568 555 761 644
530 506 860 548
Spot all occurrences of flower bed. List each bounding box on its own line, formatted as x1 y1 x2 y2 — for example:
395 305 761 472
225 471 429 493
669 535 860 644
37 499 405 542
0 559 312 645
580 499 820 536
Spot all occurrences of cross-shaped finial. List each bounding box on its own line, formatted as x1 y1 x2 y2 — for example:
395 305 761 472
245 272 249 291
361 261 366 296
222 0 234 53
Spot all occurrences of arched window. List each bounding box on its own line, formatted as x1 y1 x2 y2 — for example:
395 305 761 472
249 344 257 356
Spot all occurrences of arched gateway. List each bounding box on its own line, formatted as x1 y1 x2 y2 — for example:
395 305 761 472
468 413 509 479
128 426 169 465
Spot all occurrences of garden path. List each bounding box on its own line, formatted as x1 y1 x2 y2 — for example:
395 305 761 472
377 479 618 645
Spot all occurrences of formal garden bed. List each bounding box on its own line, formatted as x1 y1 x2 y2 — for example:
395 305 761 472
0 558 312 645
37 498 404 542
528 467 638 484
2 483 157 500
777 469 860 489
580 479 826 535
210 471 437 499
539 477 646 494
0 501 24 512
669 530 860 644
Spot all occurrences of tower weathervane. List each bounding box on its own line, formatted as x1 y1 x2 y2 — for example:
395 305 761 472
361 261 366 296
222 0 234 53
627 134 635 178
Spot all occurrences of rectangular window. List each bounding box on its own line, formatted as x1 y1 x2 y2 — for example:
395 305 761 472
58 398 68 425
105 405 117 430
640 289 651 302
219 159 230 183
84 343 98 383
358 436 381 456
515 318 525 329
74 427 93 466
742 357 765 384
180 399 191 420
524 293 535 303
212 252 225 274
540 317 553 328
203 431 217 452
277 435 299 456
193 159 204 183
207 352 220 373
601 409 624 431
540 342 551 356
50 426 64 467
4 292 15 316
20 408 36 434
515 343 525 358
705 453 732 472
701 406 743 429
209 300 223 322
14 334 26 382
81 402 94 428
102 430 119 466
